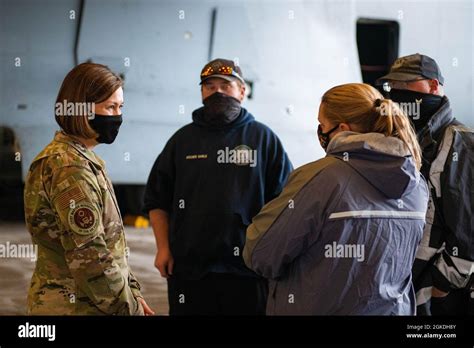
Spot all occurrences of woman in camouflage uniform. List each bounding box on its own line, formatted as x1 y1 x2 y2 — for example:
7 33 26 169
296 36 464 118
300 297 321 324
24 63 153 315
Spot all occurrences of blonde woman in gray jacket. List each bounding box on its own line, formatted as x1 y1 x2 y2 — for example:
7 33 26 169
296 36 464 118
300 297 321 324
243 83 429 315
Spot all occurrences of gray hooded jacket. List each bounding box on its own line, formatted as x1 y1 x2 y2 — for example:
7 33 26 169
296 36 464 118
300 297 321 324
243 132 429 315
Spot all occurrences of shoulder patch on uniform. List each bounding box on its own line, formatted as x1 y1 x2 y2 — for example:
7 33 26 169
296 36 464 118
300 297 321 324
68 202 99 235
55 185 87 210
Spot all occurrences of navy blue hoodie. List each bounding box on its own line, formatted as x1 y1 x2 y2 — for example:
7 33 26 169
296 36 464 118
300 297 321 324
143 107 293 279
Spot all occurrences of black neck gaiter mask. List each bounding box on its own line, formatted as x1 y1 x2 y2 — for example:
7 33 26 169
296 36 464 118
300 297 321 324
202 92 242 126
388 89 443 132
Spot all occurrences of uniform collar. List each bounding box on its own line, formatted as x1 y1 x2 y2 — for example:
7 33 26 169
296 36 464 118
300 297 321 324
54 131 105 169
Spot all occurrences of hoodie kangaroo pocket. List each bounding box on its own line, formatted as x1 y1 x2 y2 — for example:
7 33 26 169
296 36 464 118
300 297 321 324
173 211 247 268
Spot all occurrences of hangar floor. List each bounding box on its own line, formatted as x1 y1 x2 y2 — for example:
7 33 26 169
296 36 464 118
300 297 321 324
0 222 169 315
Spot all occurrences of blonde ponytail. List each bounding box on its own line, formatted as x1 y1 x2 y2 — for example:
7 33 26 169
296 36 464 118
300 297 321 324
321 83 422 170
373 98 422 170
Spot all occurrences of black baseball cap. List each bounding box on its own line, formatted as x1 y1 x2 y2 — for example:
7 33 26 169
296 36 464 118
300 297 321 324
200 58 245 85
376 53 444 85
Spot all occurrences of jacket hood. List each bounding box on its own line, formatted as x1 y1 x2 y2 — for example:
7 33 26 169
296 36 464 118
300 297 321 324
192 106 254 130
326 132 420 199
418 96 453 140
417 96 457 166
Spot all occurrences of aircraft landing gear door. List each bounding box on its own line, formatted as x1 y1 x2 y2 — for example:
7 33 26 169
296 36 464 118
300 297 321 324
356 19 399 87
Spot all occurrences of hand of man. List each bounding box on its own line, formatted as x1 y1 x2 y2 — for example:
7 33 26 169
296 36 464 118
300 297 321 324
155 247 174 279
432 286 449 298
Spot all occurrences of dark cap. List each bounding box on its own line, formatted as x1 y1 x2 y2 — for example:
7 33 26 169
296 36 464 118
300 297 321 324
200 58 245 85
376 53 444 85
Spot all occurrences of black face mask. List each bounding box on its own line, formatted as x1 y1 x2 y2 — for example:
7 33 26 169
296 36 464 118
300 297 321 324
202 92 241 126
317 124 339 151
388 89 443 132
89 114 123 144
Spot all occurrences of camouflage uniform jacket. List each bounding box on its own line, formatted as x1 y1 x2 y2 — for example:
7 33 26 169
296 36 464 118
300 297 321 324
24 131 144 315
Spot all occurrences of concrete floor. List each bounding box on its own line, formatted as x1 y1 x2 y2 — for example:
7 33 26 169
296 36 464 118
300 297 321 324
0 222 169 315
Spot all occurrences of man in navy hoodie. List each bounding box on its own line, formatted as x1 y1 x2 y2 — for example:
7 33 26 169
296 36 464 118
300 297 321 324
143 58 292 315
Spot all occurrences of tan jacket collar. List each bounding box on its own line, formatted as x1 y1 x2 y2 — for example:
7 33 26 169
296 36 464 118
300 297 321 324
54 131 105 169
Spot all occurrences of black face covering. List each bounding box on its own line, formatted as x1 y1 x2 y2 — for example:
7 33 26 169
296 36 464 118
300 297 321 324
202 92 242 126
317 124 339 151
388 89 443 132
89 114 123 144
